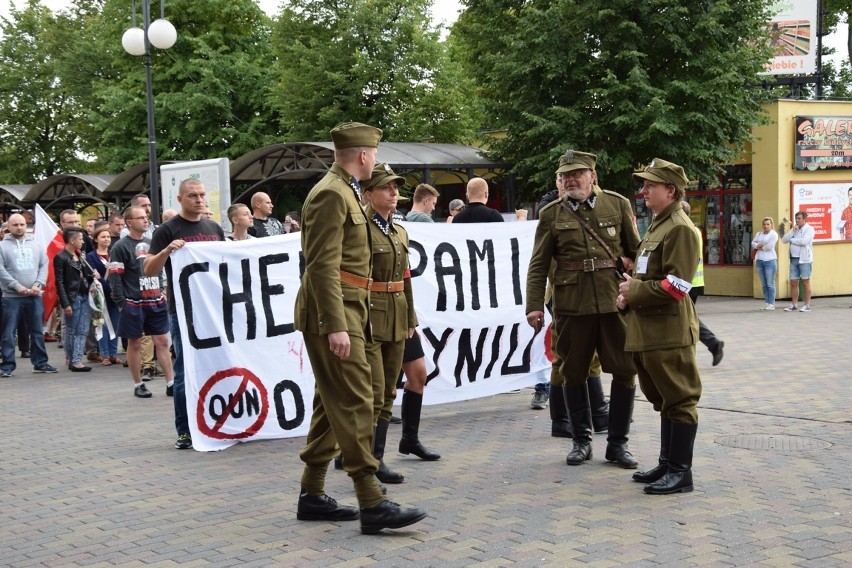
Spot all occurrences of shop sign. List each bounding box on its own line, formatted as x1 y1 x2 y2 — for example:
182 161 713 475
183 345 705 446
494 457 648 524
794 116 852 171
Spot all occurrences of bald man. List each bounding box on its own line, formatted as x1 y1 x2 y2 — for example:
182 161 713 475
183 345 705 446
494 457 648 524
248 191 284 237
452 178 504 223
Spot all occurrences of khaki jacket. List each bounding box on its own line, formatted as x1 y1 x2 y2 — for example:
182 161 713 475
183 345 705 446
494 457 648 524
365 205 417 342
526 186 639 316
624 201 699 351
294 163 372 339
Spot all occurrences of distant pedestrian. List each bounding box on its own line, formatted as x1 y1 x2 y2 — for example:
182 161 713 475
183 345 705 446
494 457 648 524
446 199 465 222
780 211 814 312
751 217 778 310
54 227 96 372
452 178 504 223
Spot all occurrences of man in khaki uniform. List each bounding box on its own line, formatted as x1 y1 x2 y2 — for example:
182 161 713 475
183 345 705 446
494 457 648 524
618 158 701 495
362 164 418 484
295 123 426 534
526 150 640 468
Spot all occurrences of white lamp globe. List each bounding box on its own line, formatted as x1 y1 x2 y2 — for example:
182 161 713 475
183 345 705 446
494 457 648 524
122 27 146 56
148 19 177 50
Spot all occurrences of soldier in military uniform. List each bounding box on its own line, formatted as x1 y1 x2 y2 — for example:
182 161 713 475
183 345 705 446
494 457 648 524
360 164 418 484
526 150 641 468
294 123 426 534
617 158 701 495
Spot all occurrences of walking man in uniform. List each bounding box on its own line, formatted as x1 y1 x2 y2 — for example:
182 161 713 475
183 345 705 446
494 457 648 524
526 150 640 468
618 158 701 494
294 122 426 535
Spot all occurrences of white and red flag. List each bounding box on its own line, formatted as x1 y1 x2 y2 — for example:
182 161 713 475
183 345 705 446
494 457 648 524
33 204 65 322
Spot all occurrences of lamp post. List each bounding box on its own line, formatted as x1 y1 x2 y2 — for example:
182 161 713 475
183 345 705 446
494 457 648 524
121 0 177 224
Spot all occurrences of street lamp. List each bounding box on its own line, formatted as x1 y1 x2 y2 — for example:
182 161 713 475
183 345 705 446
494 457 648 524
121 0 177 224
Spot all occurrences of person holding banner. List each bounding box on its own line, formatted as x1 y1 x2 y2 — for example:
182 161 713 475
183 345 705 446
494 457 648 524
617 158 701 495
294 123 426 535
526 150 640 469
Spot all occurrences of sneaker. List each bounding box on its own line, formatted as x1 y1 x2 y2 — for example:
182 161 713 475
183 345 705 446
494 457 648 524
0 369 11 378
800 305 811 312
141 368 155 381
153 367 165 377
34 364 58 373
166 383 174 397
783 305 798 312
530 388 549 409
43 333 57 343
764 304 775 310
134 383 152 398
175 434 193 450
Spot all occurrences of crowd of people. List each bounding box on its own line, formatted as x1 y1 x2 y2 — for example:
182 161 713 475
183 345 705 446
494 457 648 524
0 121 816 536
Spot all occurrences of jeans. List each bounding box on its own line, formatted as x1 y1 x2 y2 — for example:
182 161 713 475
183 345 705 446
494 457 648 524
1 296 48 371
756 259 777 305
63 295 90 365
97 301 120 358
170 314 189 437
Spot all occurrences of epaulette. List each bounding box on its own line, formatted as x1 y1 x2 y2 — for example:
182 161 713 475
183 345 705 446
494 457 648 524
601 189 631 204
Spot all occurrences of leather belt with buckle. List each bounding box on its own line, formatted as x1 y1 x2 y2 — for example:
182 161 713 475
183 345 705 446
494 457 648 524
340 270 404 292
556 259 617 272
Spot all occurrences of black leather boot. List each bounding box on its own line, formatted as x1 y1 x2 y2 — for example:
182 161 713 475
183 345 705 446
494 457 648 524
297 490 360 521
398 391 441 460
605 384 638 468
564 384 593 465
633 417 672 483
549 382 572 438
374 420 404 483
360 500 427 534
644 422 697 494
588 375 609 433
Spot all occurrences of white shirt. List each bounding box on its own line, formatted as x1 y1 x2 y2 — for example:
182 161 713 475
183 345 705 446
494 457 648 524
751 230 778 261
781 223 814 264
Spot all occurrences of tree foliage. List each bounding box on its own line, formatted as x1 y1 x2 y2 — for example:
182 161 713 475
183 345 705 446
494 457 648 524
270 0 481 143
452 0 777 197
0 0 90 182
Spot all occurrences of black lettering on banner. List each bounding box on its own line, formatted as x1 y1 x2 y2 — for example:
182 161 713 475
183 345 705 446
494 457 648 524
220 258 257 343
467 239 497 310
259 253 295 337
208 388 261 419
501 323 533 375
408 240 426 277
454 327 489 385
434 243 463 312
274 379 305 430
180 262 222 349
510 237 522 305
421 327 453 383
484 325 503 378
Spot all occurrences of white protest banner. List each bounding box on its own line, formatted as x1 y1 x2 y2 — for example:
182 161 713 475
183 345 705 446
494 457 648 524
171 222 550 451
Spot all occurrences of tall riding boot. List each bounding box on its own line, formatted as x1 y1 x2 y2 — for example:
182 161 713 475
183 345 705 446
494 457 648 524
633 416 671 483
564 384 593 465
644 422 697 494
587 375 609 433
373 420 404 484
549 383 572 438
605 384 638 468
398 391 441 460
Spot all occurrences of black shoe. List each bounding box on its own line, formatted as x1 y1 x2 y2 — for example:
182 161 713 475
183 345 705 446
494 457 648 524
20 351 30 359
389 415 402 424
69 364 92 372
141 368 155 381
166 383 173 397
134 383 152 398
605 443 638 469
360 500 426 534
633 463 668 483
297 491 359 521
566 443 592 465
398 437 441 461
711 341 724 366
375 461 404 484
174 434 192 449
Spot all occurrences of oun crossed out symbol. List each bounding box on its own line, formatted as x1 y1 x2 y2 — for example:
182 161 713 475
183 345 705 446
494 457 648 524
196 367 269 440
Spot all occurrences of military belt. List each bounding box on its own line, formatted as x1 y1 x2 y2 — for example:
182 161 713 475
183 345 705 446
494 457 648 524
340 270 404 292
556 259 617 272
339 270 373 289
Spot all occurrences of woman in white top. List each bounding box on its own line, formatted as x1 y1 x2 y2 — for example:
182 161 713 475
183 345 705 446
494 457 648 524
751 217 779 309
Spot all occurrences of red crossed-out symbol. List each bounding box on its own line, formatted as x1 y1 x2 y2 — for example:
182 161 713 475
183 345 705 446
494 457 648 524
196 367 269 440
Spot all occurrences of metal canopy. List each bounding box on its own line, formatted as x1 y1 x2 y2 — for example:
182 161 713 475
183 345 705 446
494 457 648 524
23 174 115 204
0 185 31 203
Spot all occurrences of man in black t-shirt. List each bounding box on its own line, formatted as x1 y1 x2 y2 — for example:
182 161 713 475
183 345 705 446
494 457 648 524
248 191 284 237
145 179 225 450
452 178 504 223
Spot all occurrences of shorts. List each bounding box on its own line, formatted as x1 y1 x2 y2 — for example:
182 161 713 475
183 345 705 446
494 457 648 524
118 302 170 339
789 257 812 280
402 331 425 363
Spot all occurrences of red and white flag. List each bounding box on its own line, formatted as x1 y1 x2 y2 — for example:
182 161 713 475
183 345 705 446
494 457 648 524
33 204 65 322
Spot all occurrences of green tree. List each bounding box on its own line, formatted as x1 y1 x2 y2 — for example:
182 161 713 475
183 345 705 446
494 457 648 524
270 0 481 143
452 0 776 197
79 0 280 173
0 0 90 183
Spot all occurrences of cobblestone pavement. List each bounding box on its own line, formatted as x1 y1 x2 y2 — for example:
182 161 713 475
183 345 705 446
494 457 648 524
1 296 850 567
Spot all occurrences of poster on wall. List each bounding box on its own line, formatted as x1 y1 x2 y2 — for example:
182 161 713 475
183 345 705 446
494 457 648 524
794 116 852 171
790 181 852 242
161 158 232 231
763 0 818 75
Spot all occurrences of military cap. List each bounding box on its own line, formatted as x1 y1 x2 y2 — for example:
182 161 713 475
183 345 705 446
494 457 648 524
556 150 597 173
363 163 405 191
330 122 383 149
632 158 689 190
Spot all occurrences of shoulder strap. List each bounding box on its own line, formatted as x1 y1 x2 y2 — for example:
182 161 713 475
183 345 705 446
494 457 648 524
559 201 618 261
